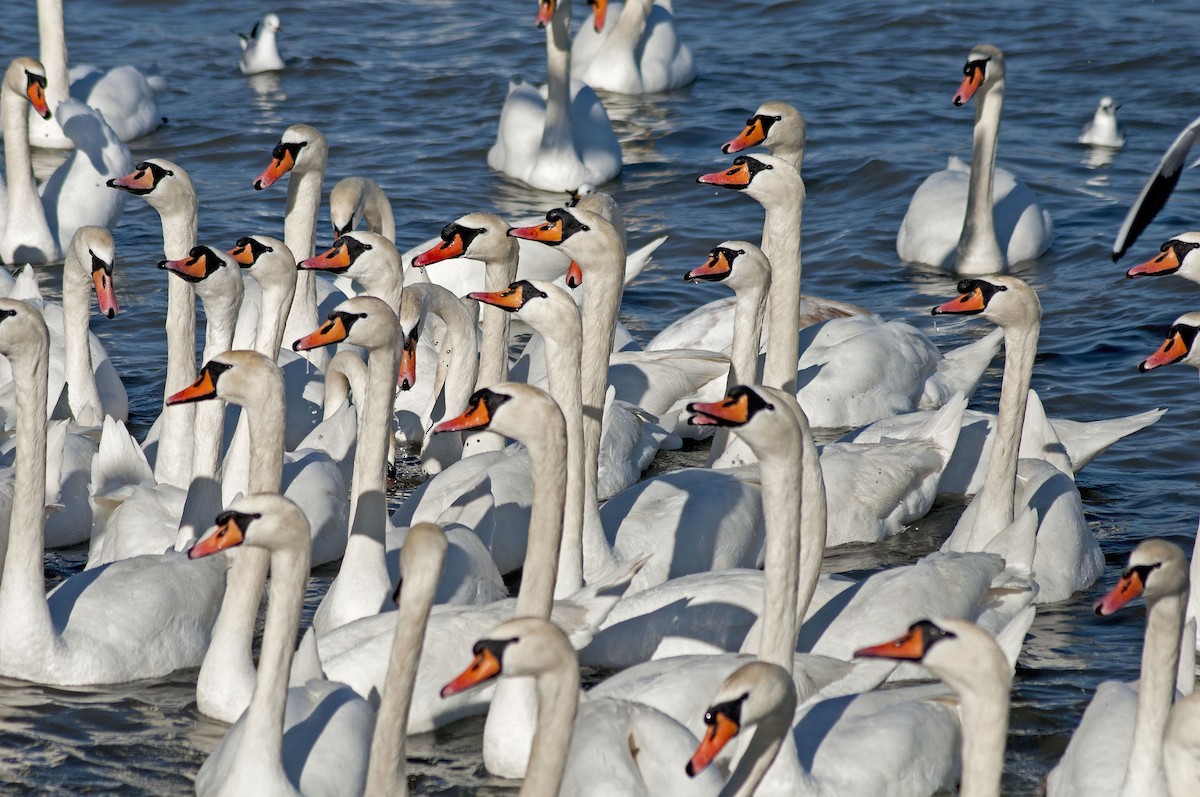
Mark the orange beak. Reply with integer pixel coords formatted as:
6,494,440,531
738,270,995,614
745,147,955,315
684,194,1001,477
685,250,733,283
535,0,556,27
722,118,767,155
954,63,986,106
1139,331,1191,372
159,250,214,282
253,148,296,190
1126,247,1181,278
167,366,221,405
228,241,257,265
293,316,351,351
434,396,492,434
565,260,583,289
187,514,247,560
440,648,502,698
509,218,566,244
854,627,928,661
698,160,754,188
107,168,156,194
412,234,466,267
92,264,118,319
398,331,418,391
469,286,526,311
590,0,607,31
686,711,740,777
1095,569,1146,616
300,242,353,272
932,287,986,315
26,75,50,119
687,393,751,427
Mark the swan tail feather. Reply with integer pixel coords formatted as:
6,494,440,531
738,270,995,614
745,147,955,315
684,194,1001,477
919,327,1004,409
623,234,668,286
1052,407,1166,474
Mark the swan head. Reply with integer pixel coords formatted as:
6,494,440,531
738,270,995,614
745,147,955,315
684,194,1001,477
0,298,49,361
1095,539,1189,616
413,212,512,267
698,154,801,208
954,44,1004,107
166,350,282,408
931,275,1040,328
5,57,50,119
441,617,576,698
722,101,806,157
394,291,424,391
472,278,579,334
107,159,195,214
434,382,564,445
69,227,119,319
254,123,327,189
684,240,768,292
1126,232,1200,281
1139,312,1200,372
158,245,238,286
300,231,398,287
509,207,623,275
293,295,399,353
228,234,296,284
687,661,796,777
188,493,309,560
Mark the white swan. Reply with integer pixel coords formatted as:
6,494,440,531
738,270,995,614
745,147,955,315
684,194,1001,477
31,0,163,147
1047,539,1192,797
1,58,131,264
329,176,393,241
571,0,696,94
1125,230,1200,281
897,44,1053,274
440,616,723,796
721,100,808,171
698,153,1003,427
238,13,284,75
488,0,622,191
190,494,373,797
1080,96,1125,148
0,299,223,686
935,276,1103,604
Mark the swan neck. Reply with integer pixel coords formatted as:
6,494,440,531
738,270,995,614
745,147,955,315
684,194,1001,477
541,0,574,152
729,280,768,389
3,84,51,241
255,279,296,359
62,255,102,425
514,417,568,620
284,166,325,369
197,548,268,721
190,284,243,481
155,206,199,488
521,658,579,797
956,78,1005,270
542,330,587,598
477,251,518,390
37,0,70,108
723,693,797,797
794,407,827,633
1122,590,1186,795
611,0,651,45
761,181,804,393
755,429,802,666
350,346,398,520
956,669,1010,797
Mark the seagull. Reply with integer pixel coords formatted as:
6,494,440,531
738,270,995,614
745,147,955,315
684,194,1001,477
1079,96,1125,148
238,13,284,75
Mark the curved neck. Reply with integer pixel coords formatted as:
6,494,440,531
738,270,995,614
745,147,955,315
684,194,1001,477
724,694,797,797
421,287,479,420
541,0,573,154
760,178,804,393
955,76,1005,270
3,83,53,249
522,657,579,797
1122,590,1187,796
363,182,395,241
969,321,1036,545
154,203,199,488
285,166,326,369
513,419,568,621
254,276,296,360
62,255,103,426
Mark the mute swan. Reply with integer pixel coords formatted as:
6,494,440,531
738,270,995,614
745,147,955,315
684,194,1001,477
897,44,1053,274
1111,113,1200,260
238,13,284,75
698,153,1003,427
1125,231,1200,281
488,0,622,191
441,616,723,796
31,0,163,147
571,0,696,94
190,494,373,797
2,58,131,264
0,299,223,686
721,100,807,171
935,276,1103,604
329,177,393,241
1047,539,1192,797
1080,97,1125,148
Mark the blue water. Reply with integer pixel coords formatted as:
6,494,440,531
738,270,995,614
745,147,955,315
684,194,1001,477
4,0,1200,793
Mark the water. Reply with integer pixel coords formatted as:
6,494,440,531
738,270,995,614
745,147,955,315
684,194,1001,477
4,0,1200,793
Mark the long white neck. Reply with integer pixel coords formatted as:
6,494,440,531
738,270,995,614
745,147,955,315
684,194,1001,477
37,0,69,111
2,77,55,258
723,694,797,797
521,655,580,797
540,0,574,157
62,253,103,426
793,406,827,634
706,276,768,465
754,426,802,667
191,280,243,481
0,330,54,651
154,204,199,488
966,321,1036,546
321,343,397,629
465,249,519,455
421,287,479,443
284,164,327,370
237,543,309,782
198,370,285,722
759,174,804,393
951,656,1011,797
1121,589,1186,797
955,73,1006,273
364,540,443,797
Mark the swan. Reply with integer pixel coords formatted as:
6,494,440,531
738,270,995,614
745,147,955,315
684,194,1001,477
190,494,373,797
440,616,723,796
935,276,1103,604
106,158,199,489
1047,539,1192,797
31,0,163,147
897,44,1053,274
571,0,696,94
721,100,807,171
698,153,1003,427
1,58,131,264
238,13,284,75
488,0,622,191
0,299,223,686
1080,96,1125,148
1125,231,1200,281
329,176,393,241
1111,113,1200,260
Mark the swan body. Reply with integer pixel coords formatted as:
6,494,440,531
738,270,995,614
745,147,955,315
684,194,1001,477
897,45,1053,274
488,0,621,191
571,0,696,94
239,13,284,75
1080,97,1125,148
